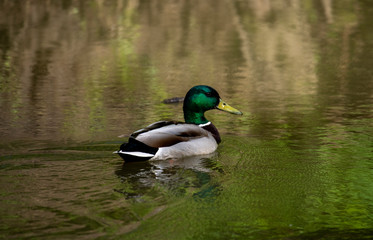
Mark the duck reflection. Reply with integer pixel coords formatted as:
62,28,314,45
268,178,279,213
114,153,222,199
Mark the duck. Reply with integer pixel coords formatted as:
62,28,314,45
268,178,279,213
115,85,242,162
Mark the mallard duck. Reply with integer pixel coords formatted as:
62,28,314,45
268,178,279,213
116,85,242,162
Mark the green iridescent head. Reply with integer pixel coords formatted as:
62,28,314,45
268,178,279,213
183,85,242,124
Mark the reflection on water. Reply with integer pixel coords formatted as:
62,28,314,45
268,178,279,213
115,153,220,199
1,0,373,239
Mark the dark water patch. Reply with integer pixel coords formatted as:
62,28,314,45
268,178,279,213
0,163,44,170
1,151,113,162
292,228,373,240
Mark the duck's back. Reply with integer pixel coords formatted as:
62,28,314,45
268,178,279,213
117,121,220,162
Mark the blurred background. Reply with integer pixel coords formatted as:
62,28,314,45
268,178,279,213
1,0,371,143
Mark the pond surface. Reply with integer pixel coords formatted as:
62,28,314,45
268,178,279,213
1,1,373,239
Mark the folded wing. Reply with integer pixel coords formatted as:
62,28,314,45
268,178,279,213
133,121,209,148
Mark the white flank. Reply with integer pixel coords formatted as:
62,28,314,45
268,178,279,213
151,134,218,160
117,150,155,158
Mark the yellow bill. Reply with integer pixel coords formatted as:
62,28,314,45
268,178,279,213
217,99,243,115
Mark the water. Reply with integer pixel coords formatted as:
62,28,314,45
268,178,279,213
1,1,373,239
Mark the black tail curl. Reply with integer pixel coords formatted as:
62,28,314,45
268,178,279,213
117,138,158,162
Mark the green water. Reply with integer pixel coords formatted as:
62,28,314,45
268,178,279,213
1,1,373,239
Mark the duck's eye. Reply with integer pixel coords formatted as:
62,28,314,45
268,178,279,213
205,92,212,97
